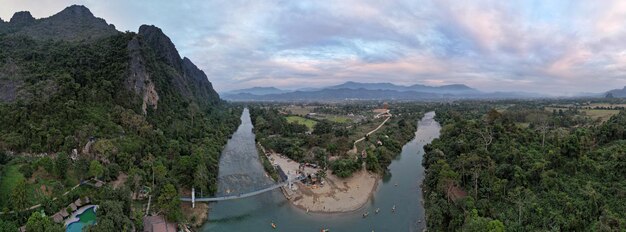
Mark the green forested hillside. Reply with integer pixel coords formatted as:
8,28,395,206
0,5,240,228
423,103,626,231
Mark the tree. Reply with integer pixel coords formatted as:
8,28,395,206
93,139,117,161
88,201,133,232
456,153,491,199
330,157,361,178
128,168,144,197
89,160,104,180
12,179,27,210
38,157,55,174
55,152,70,178
313,121,333,135
0,219,18,232
365,150,381,172
476,126,493,152
157,183,182,222
193,164,209,195
435,160,459,203
527,113,550,148
463,209,505,232
26,211,64,232
153,163,167,186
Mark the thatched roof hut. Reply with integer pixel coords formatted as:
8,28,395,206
60,208,70,218
52,213,64,223
74,198,83,207
69,203,77,211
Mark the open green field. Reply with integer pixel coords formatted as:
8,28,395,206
286,116,317,130
583,109,620,122
0,165,26,207
545,107,620,123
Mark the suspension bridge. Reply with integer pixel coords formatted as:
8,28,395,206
181,176,304,207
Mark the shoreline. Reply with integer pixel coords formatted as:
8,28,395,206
280,167,380,214
282,171,380,214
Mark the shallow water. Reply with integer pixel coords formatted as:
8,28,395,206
201,110,440,232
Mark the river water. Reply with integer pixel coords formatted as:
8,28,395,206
201,109,440,232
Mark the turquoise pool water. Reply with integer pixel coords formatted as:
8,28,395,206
65,206,97,232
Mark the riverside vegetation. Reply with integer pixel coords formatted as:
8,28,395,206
248,102,424,178
423,100,626,231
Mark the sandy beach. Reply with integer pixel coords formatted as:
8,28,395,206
290,169,378,213
267,152,379,213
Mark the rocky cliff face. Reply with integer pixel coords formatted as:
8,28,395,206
138,25,183,72
0,59,22,102
135,25,221,109
0,5,221,110
9,11,35,25
181,57,220,105
126,36,160,114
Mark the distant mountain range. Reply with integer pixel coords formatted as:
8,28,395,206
606,86,626,98
325,81,480,95
221,81,541,101
225,87,290,95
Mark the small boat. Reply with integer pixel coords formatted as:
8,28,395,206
375,208,380,214
392,205,396,213
362,212,369,218
271,223,276,229
321,229,330,232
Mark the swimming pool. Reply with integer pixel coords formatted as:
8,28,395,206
65,206,97,232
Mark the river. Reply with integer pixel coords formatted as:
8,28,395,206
201,109,440,232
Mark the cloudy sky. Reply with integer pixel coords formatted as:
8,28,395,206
2,0,626,95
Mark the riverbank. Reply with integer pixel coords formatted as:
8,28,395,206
289,168,378,213
203,111,438,231
267,151,379,213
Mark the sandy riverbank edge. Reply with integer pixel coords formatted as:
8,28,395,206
286,175,380,214
281,169,381,214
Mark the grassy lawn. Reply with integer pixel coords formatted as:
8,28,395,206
0,165,26,208
583,109,620,122
545,106,620,123
286,116,317,130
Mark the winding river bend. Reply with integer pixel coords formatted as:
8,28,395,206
201,109,440,232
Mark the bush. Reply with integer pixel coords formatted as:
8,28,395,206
330,157,361,178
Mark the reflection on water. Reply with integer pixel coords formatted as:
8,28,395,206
215,108,273,196
203,110,440,232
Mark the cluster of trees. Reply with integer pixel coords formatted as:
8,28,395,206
422,102,626,231
364,114,420,173
250,103,425,178
250,106,353,164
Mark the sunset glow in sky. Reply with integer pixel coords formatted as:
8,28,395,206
3,0,626,94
